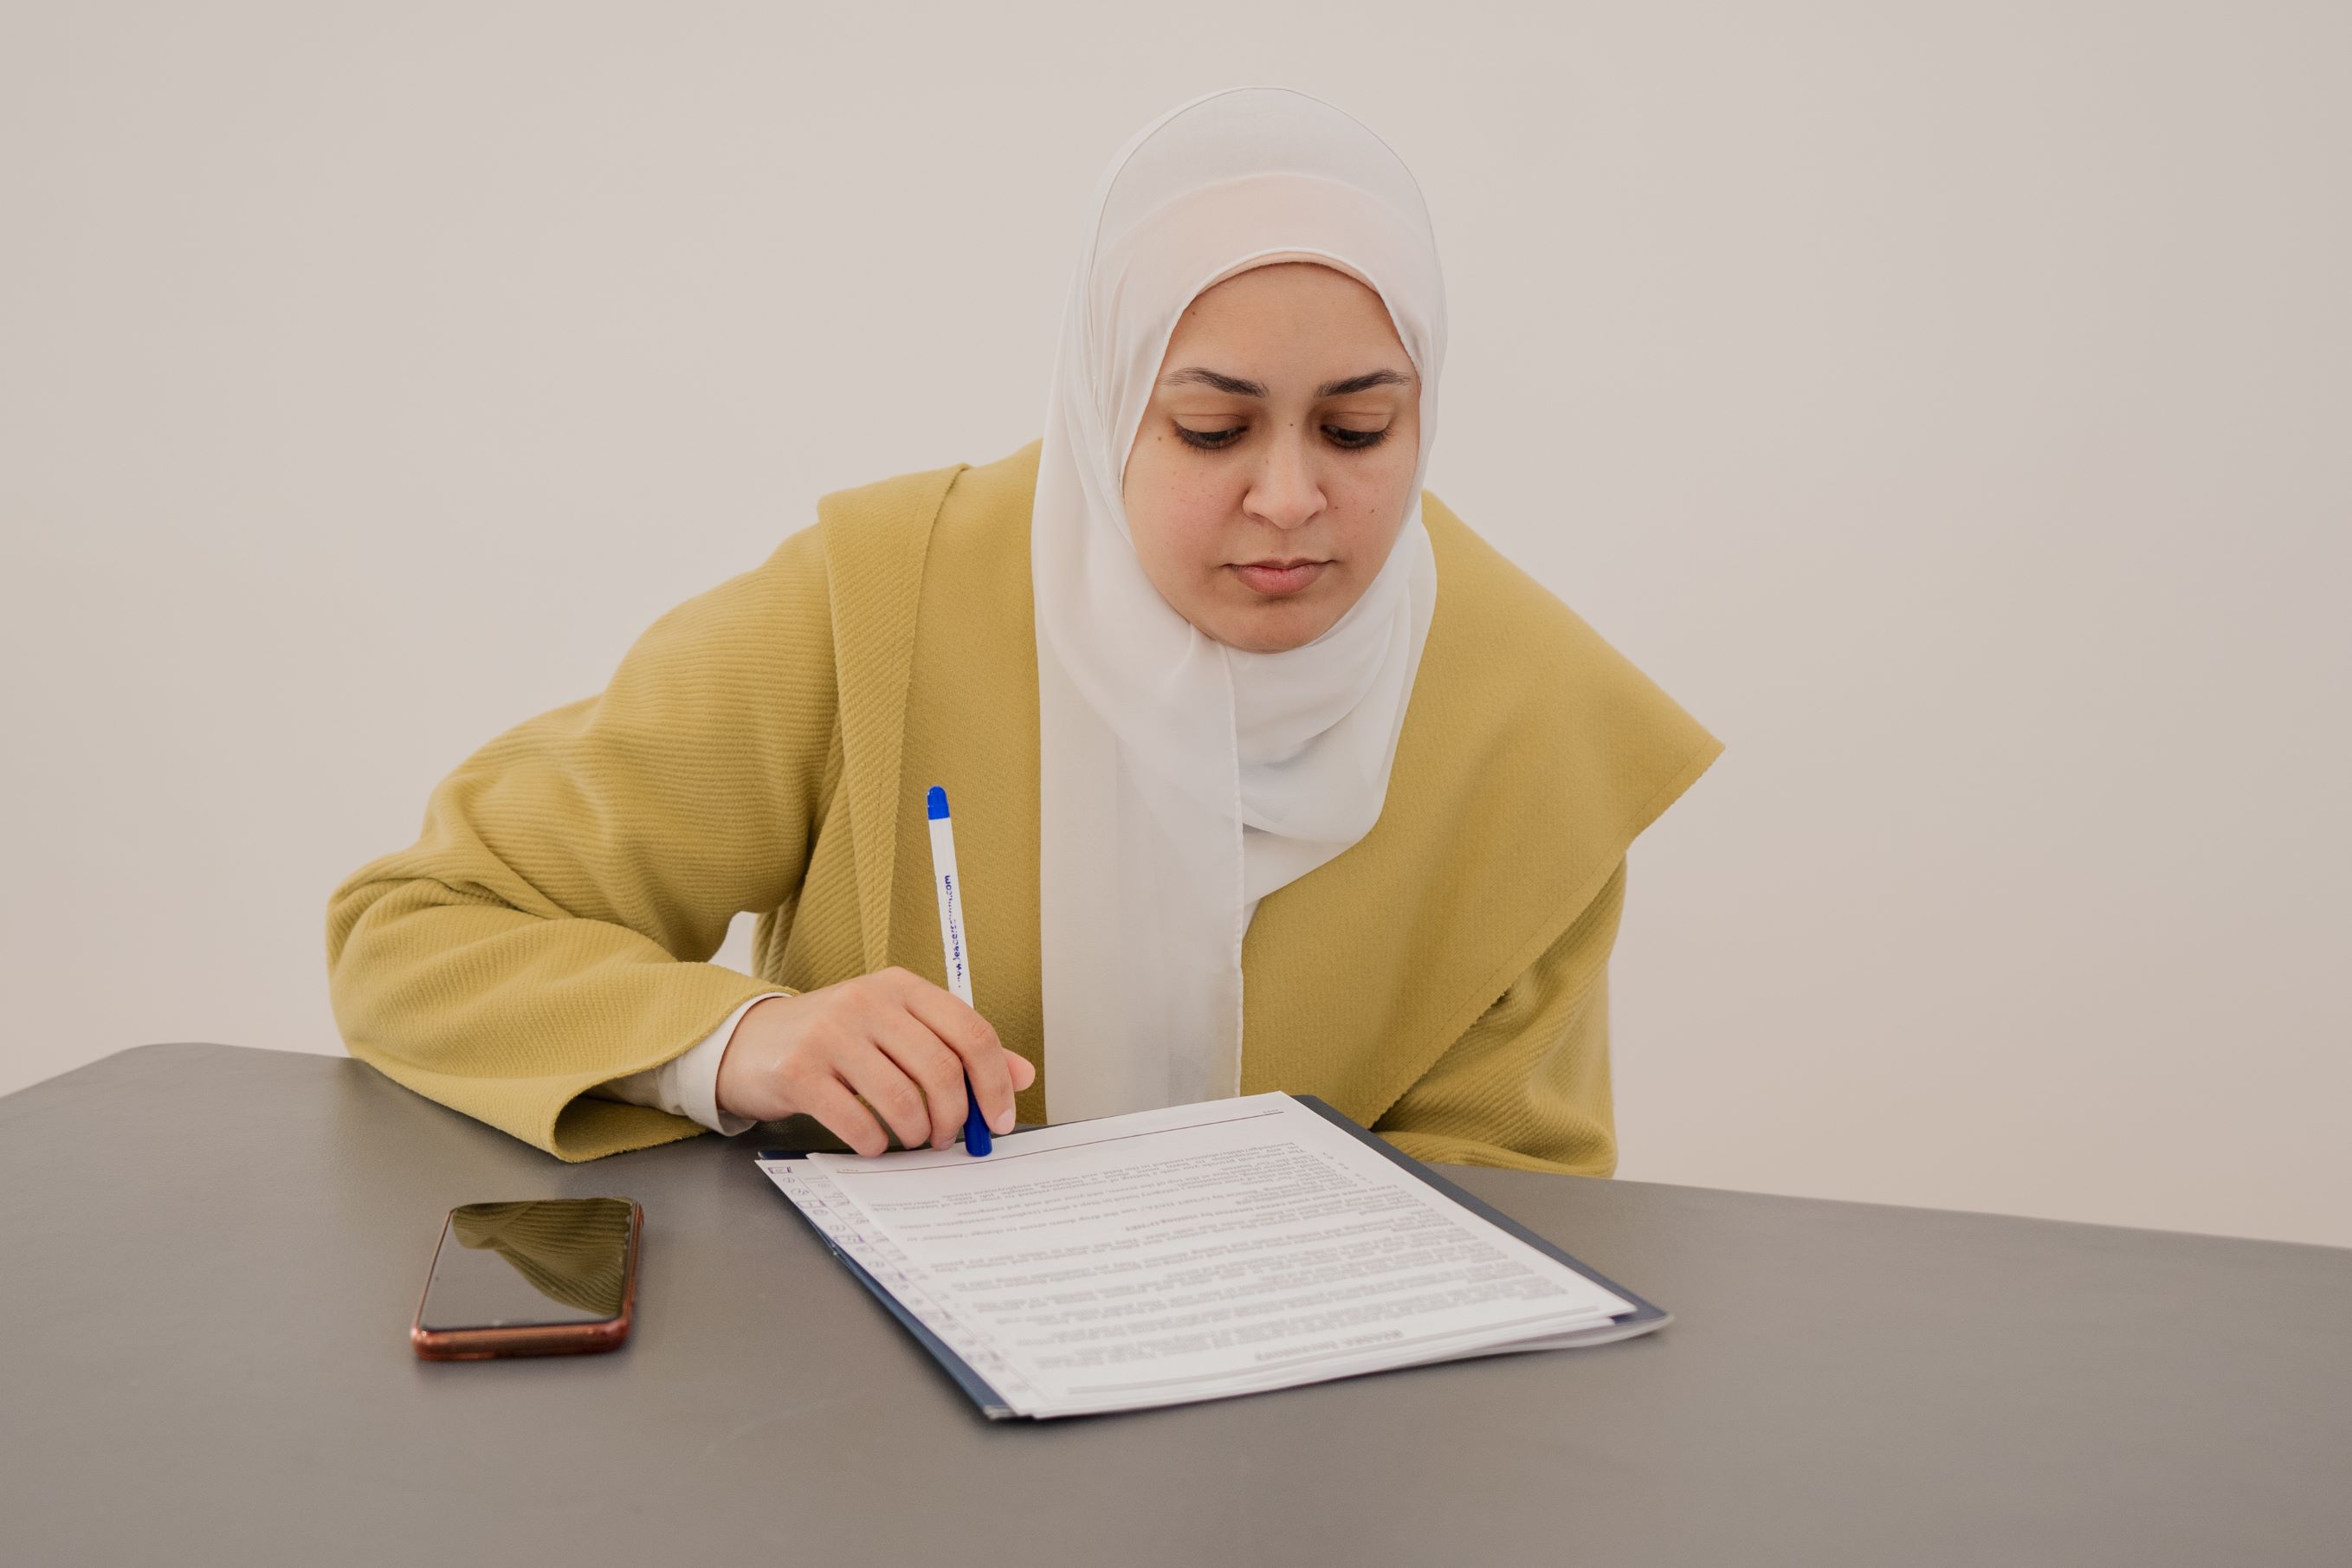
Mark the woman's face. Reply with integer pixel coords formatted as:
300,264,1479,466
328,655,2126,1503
1121,261,1421,654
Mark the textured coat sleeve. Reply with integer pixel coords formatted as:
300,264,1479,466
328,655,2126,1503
1372,859,1628,1177
325,526,838,1162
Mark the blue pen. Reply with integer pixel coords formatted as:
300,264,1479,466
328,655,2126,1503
925,786,992,1156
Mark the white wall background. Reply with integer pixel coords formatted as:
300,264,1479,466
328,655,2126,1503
4,3,2344,1246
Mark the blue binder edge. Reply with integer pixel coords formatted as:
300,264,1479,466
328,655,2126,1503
755,1093,1665,1421
752,1150,1018,1419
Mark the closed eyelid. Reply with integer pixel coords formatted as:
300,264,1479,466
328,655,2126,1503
1171,420,1392,452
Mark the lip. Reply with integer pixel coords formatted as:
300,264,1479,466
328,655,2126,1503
1230,559,1329,597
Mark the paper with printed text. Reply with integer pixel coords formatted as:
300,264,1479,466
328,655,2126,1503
758,1093,1653,1418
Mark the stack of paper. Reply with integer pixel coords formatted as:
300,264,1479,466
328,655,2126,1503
757,1092,1665,1419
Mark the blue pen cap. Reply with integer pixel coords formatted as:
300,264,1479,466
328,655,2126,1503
927,785,949,821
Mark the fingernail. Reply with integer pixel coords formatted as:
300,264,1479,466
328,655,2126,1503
991,1108,1014,1135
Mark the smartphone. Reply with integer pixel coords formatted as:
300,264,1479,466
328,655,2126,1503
410,1197,642,1360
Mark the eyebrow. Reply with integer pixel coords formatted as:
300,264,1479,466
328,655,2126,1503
1160,366,1414,398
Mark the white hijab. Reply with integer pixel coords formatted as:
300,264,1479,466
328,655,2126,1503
1031,85,1448,1123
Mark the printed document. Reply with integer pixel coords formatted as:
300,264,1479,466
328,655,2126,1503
758,1093,1656,1418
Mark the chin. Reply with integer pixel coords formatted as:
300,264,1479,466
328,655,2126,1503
1215,604,1336,655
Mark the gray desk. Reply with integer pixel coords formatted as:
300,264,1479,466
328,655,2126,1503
3,1044,2346,1565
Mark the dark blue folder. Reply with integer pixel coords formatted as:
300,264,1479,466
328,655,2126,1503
757,1094,1669,1420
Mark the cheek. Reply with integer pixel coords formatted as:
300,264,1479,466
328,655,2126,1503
1129,446,1239,576
1163,512,1237,588
1333,449,1418,551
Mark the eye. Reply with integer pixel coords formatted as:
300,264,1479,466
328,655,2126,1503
1174,423,1393,452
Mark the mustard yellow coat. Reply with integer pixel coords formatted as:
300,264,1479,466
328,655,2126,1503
325,440,1722,1169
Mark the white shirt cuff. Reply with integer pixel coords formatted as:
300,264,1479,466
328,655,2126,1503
598,993,787,1136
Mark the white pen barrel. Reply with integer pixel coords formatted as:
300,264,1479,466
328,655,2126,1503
928,815,973,1007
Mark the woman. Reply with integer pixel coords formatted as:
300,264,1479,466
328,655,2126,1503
325,86,1722,1171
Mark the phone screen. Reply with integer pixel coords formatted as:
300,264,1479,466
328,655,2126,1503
417,1197,635,1331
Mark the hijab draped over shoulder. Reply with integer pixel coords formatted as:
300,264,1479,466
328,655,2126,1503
1031,86,1448,1122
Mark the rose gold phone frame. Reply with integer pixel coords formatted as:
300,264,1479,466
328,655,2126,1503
409,1199,642,1360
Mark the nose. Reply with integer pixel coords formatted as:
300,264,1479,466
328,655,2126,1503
1242,425,1327,531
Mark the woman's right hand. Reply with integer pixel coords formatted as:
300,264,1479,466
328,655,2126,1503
713,968,1036,1156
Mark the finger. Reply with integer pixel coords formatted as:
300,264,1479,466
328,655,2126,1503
870,1012,974,1151
791,1072,893,1158
832,1040,934,1152
1003,1049,1037,1094
895,975,1017,1135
